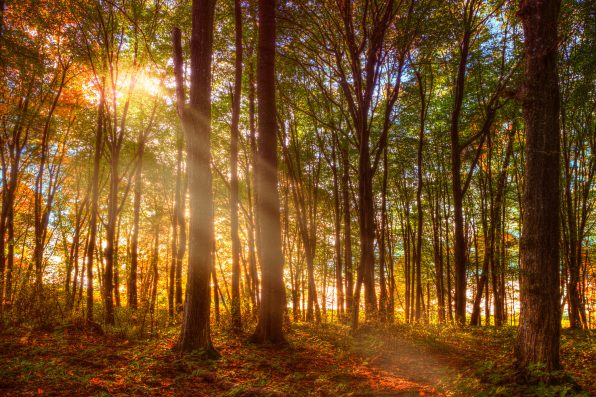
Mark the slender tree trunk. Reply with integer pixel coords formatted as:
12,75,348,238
378,146,389,320
230,0,243,331
104,143,118,324
414,70,425,322
443,182,454,323
172,27,187,316
341,145,354,320
450,6,475,325
149,223,159,319
0,109,25,312
332,140,344,319
561,114,591,329
129,133,146,310
86,91,104,323
247,55,260,315
515,0,562,373
176,175,186,312
169,199,178,318
430,189,445,323
387,216,396,322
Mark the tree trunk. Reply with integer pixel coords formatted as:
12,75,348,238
450,24,472,326
378,145,389,320
251,0,286,344
515,0,562,373
230,0,243,331
176,173,186,313
169,196,178,318
86,90,104,323
104,142,118,325
149,223,159,320
341,144,354,320
129,135,145,310
331,140,344,320
178,0,217,354
171,27,187,316
414,70,426,322
247,59,260,315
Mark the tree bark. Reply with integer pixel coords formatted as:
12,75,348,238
414,70,426,322
331,138,344,319
230,0,243,331
178,0,217,354
341,144,353,319
129,134,145,310
171,26,187,315
450,21,472,326
251,0,286,344
515,0,562,373
86,90,104,323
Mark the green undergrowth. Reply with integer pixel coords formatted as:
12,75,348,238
0,317,593,396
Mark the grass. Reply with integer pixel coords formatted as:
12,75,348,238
0,318,593,396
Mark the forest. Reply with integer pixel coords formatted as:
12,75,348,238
0,0,595,395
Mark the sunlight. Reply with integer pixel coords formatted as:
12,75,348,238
135,71,162,97
81,69,162,105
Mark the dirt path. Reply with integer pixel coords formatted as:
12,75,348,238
350,339,459,395
335,327,472,396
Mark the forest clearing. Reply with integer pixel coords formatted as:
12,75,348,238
1,0,595,395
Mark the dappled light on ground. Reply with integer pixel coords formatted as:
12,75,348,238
2,323,594,396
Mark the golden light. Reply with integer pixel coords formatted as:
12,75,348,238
81,68,163,105
135,70,162,97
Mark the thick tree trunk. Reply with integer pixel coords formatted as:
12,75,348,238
251,0,286,344
515,0,562,373
179,0,217,354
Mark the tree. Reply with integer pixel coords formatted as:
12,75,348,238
178,0,217,354
129,103,156,309
230,0,243,332
515,0,562,373
86,90,104,323
251,0,286,344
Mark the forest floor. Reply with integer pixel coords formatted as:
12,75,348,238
0,319,594,396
